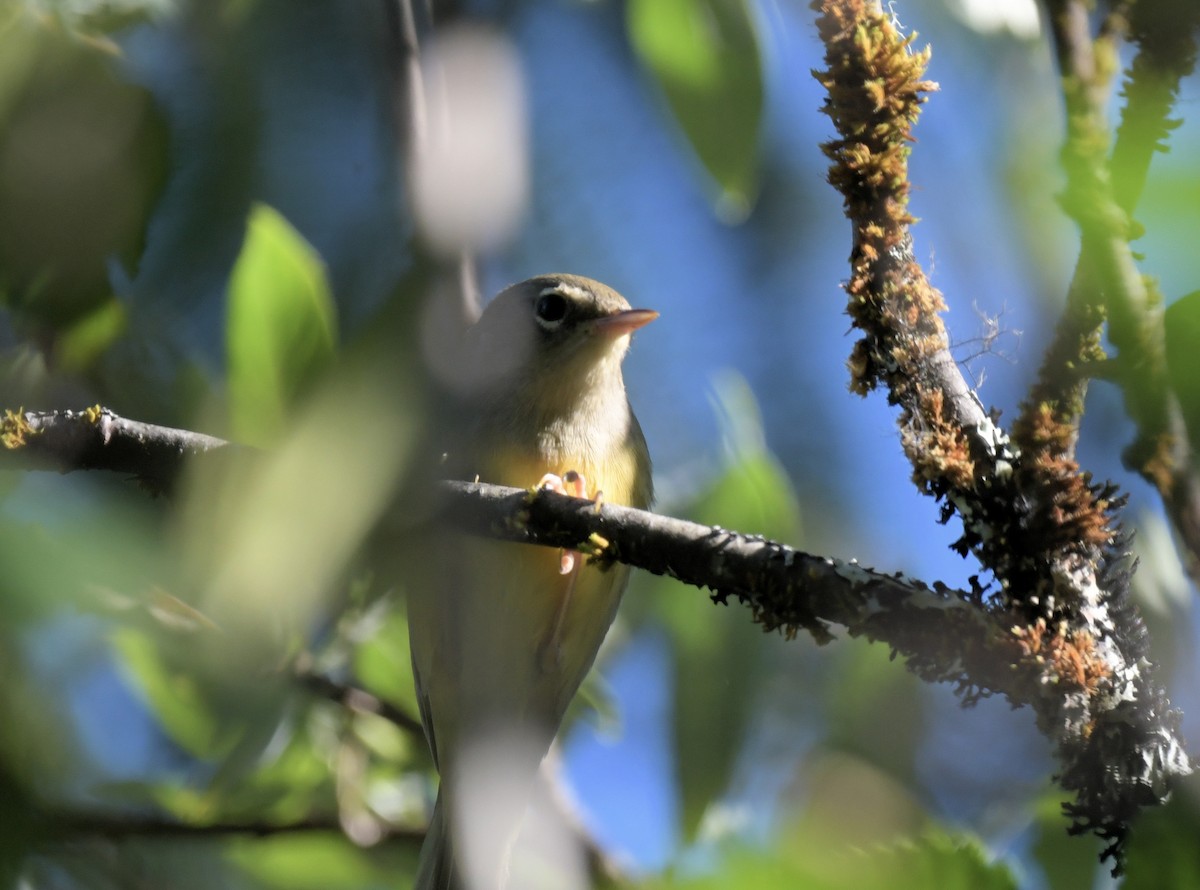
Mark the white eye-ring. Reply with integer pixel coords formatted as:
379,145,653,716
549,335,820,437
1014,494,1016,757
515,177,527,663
535,291,569,330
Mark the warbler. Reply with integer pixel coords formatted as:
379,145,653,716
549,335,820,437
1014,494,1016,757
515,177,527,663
409,274,656,890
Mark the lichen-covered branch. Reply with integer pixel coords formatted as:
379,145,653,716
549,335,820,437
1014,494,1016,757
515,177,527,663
439,479,1113,708
811,0,1190,871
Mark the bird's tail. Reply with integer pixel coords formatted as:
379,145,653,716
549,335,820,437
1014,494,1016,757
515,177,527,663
414,793,459,890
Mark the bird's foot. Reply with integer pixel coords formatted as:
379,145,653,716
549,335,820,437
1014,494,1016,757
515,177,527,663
536,471,590,574
537,470,588,499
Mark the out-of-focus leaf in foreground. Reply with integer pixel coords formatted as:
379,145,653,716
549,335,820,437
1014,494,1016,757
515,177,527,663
108,352,419,793
1121,787,1200,890
1027,791,1102,890
229,832,418,890
226,203,338,447
627,0,763,220
640,373,802,841
0,7,167,327
1164,290,1200,457
641,827,1016,889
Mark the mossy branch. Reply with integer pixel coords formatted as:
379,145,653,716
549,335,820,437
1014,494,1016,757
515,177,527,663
810,0,1189,871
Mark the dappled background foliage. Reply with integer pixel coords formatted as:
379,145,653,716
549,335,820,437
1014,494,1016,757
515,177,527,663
1,1,1199,889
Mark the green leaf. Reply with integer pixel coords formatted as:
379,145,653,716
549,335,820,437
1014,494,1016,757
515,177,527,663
228,833,415,890
1121,791,1200,890
56,295,127,372
627,0,763,220
0,9,168,327
642,829,1015,890
651,374,802,840
226,203,337,446
1164,290,1200,456
111,624,288,773
1028,792,1102,890
850,831,1017,890
354,606,420,718
111,628,226,758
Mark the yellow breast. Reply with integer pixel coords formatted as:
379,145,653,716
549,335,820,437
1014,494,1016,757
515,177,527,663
478,414,652,510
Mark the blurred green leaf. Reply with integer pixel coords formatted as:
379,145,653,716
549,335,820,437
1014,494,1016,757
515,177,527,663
1121,787,1200,890
1164,290,1200,455
226,203,337,446
353,708,414,764
17,0,177,32
643,828,1014,890
111,614,290,781
111,628,227,758
650,374,802,840
354,606,419,716
822,641,922,784
1028,792,1101,890
235,720,335,820
229,833,416,890
0,490,164,624
850,831,1017,890
627,0,763,220
56,294,126,372
0,8,167,327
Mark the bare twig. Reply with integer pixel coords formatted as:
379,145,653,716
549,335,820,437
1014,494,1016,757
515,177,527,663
297,670,426,738
43,810,424,844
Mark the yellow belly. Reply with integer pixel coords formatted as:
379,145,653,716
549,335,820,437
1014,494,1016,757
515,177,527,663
409,443,647,772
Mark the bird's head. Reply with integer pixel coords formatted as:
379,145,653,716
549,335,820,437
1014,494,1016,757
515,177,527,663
464,274,657,406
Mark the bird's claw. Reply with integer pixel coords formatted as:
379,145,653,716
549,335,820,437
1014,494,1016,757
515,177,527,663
535,471,590,574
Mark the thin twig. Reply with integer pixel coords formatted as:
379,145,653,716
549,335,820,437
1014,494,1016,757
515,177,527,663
43,810,424,844
297,670,426,738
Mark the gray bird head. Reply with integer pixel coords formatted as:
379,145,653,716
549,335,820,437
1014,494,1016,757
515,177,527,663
463,274,657,407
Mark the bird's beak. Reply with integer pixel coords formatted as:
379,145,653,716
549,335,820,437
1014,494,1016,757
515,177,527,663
591,308,659,337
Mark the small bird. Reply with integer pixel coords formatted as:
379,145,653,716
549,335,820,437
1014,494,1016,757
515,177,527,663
409,274,656,890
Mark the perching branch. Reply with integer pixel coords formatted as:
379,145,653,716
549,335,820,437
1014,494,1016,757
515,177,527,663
0,406,232,490
297,669,426,738
0,404,1150,718
2,402,1191,874
0,407,1029,690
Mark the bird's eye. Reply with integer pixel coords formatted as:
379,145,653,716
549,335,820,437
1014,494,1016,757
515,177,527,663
534,293,569,329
